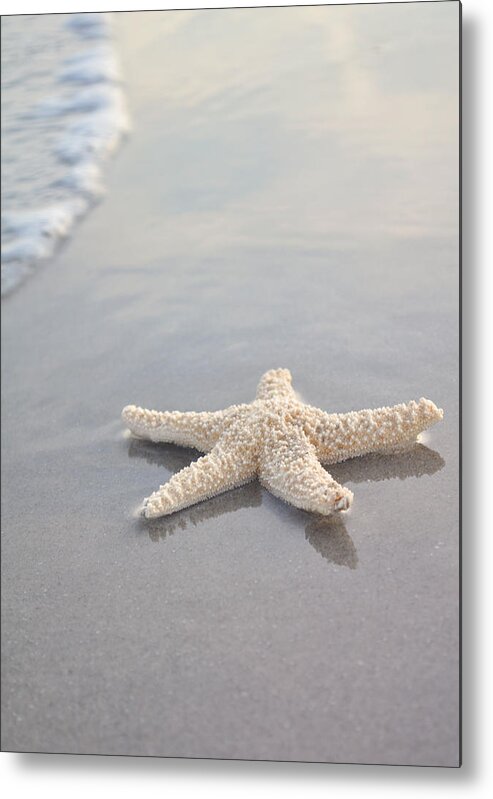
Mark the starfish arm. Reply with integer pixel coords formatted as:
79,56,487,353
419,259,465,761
256,368,297,401
304,398,444,464
122,406,231,452
259,424,353,515
143,440,257,519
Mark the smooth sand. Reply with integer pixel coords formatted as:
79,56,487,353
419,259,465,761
1,5,459,764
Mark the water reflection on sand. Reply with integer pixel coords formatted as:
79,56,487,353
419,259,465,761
128,437,444,569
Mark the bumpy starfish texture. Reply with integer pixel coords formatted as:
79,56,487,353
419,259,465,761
122,368,444,520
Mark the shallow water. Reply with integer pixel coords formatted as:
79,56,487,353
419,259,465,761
1,5,459,765
1,13,127,294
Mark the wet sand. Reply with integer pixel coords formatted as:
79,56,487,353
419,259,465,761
1,5,460,764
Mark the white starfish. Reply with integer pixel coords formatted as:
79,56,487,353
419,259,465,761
122,368,444,520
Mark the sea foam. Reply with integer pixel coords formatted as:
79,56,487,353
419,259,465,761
59,48,121,85
2,200,88,263
1,13,129,295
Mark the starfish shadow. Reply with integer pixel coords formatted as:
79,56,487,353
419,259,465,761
304,443,445,569
304,514,359,569
127,439,444,569
328,443,445,486
144,481,263,543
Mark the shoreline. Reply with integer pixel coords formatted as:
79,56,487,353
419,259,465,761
1,12,128,296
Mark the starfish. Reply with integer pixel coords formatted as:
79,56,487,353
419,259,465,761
122,368,444,520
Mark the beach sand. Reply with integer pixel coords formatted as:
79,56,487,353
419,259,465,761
1,5,459,764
